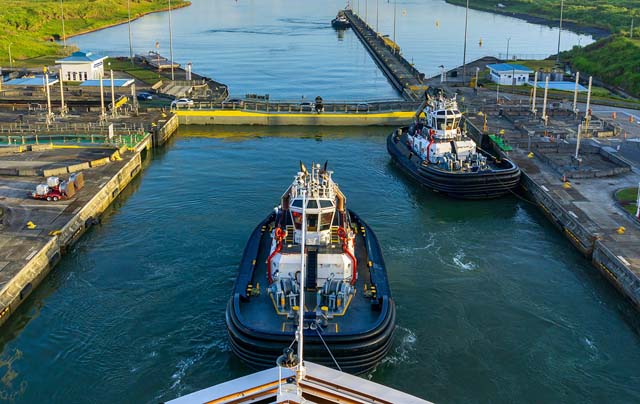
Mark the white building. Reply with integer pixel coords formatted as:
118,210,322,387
55,51,108,82
486,63,533,86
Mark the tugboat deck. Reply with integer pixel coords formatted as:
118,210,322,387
167,362,432,404
238,222,378,335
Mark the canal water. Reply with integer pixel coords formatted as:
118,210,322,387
1,128,640,403
3,1,639,403
68,0,593,100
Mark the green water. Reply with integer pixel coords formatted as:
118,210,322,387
1,126,639,403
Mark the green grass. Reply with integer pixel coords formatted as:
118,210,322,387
0,1,190,65
446,0,639,35
108,58,163,85
616,187,639,202
560,36,640,97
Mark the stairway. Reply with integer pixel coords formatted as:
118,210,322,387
306,247,318,290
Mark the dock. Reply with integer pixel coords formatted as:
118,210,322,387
0,114,178,326
455,83,640,309
343,10,426,101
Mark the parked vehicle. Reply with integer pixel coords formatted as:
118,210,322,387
137,92,153,101
32,173,85,201
171,98,194,108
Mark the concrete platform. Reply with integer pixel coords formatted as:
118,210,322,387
0,140,151,325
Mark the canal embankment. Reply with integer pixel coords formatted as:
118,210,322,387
342,10,425,101
458,86,640,309
0,117,177,327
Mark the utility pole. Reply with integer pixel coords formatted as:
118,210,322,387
462,0,469,84
169,0,175,81
583,76,593,133
44,67,53,125
556,0,564,65
60,0,67,49
531,71,538,114
542,76,550,125
110,65,116,119
393,0,397,48
99,71,106,123
8,43,13,69
59,74,66,117
506,37,511,61
128,0,134,65
572,71,580,113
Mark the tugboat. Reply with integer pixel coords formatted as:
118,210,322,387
331,11,351,29
226,162,395,375
387,89,520,199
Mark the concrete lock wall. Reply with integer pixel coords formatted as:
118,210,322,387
0,151,143,327
592,241,640,309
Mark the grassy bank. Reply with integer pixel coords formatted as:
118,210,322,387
0,0,190,66
445,0,638,36
560,36,640,97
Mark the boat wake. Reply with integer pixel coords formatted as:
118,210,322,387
382,327,418,367
452,250,477,272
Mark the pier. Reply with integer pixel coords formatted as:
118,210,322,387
0,116,178,326
343,10,426,101
454,80,640,309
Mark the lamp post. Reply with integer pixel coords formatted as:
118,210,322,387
59,72,66,117
60,0,67,49
393,0,397,49
99,71,106,123
43,67,53,124
556,0,564,65
8,43,13,69
109,62,116,119
127,0,134,65
169,0,175,81
506,37,511,61
462,0,469,84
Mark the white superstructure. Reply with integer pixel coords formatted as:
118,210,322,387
267,163,357,318
407,92,488,172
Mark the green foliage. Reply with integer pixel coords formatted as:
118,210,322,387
446,0,639,35
0,1,190,64
562,36,640,97
616,187,639,203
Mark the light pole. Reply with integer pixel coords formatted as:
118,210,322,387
127,0,134,65
169,0,175,81
60,0,67,49
376,0,379,32
109,62,116,119
393,0,397,52
99,70,106,123
506,37,511,61
8,43,13,69
556,0,564,65
462,0,469,84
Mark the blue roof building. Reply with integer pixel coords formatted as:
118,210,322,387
486,63,534,86
55,51,108,82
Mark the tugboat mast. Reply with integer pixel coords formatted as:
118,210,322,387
297,189,307,382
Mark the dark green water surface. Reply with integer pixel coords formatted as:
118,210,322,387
1,127,639,403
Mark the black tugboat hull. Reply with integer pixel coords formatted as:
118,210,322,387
331,19,351,29
226,212,396,375
387,131,521,199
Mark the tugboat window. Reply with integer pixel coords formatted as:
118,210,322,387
292,211,302,229
291,200,303,208
307,215,319,231
320,212,334,230
307,200,318,208
319,200,334,208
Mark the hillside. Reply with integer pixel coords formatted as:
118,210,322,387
446,0,638,36
561,36,640,97
0,0,190,65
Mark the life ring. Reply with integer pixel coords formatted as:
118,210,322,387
337,226,347,239
275,227,286,240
